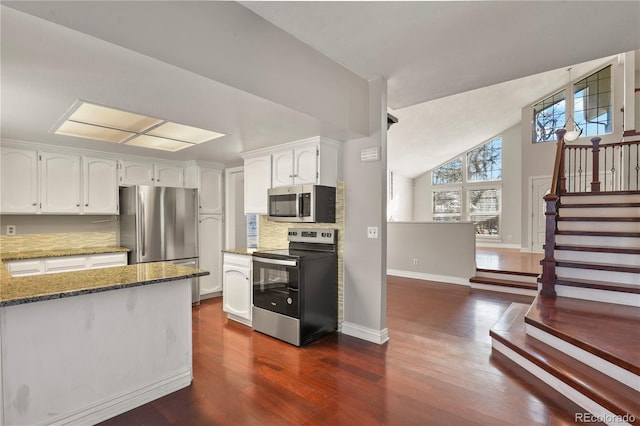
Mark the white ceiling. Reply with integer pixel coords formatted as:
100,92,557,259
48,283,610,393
2,1,639,178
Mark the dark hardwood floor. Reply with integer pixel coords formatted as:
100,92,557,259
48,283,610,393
100,277,585,425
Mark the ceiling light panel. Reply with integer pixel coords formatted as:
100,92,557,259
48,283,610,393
125,135,193,152
55,121,134,143
70,102,163,133
147,122,225,144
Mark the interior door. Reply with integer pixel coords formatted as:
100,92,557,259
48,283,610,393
531,177,552,253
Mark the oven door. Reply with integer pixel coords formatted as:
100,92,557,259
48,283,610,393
252,257,300,318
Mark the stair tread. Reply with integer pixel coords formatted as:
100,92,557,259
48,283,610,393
525,295,640,376
555,244,640,255
470,276,538,290
556,230,640,238
491,301,640,419
556,259,640,273
560,202,640,208
558,216,640,222
475,268,540,278
552,277,640,294
491,328,640,419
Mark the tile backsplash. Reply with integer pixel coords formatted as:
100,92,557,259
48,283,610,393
259,181,345,326
0,232,117,253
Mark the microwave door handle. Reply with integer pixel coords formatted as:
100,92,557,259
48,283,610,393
297,193,303,218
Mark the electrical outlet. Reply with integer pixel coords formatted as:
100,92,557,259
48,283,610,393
367,226,378,239
413,258,419,266
6,225,16,236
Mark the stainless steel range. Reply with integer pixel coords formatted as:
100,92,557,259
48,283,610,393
252,228,338,346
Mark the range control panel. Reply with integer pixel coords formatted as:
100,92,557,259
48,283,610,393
288,228,336,244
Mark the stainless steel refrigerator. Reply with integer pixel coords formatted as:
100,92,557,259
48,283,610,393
119,185,200,304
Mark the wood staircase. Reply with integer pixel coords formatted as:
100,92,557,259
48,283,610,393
491,131,640,425
470,268,539,297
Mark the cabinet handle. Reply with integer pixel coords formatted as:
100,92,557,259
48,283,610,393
289,174,293,178
85,204,89,207
76,204,80,207
32,202,37,206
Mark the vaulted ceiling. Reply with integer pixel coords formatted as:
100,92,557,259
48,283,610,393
2,1,639,178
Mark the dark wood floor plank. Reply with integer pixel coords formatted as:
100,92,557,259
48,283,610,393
100,277,585,425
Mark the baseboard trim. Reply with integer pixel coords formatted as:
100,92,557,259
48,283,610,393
226,312,252,328
387,269,469,286
476,242,522,249
51,369,192,425
341,322,389,345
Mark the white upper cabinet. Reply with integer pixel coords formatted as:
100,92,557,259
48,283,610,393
199,168,223,214
270,139,338,188
118,161,184,187
118,160,154,186
243,155,271,214
83,157,118,214
154,164,184,188
1,148,38,213
40,152,81,213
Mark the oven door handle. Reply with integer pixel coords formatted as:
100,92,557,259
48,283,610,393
254,257,298,267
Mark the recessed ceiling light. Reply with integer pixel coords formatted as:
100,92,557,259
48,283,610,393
52,100,226,152
68,102,163,133
125,135,194,152
147,122,225,144
55,121,135,143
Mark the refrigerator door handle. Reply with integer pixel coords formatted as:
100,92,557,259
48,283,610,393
140,195,146,257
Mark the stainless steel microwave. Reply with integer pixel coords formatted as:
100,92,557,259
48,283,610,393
267,185,336,223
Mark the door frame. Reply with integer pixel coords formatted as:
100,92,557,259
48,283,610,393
528,175,552,253
224,166,244,249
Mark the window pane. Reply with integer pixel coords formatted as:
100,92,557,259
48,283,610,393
467,138,502,182
433,190,461,214
533,91,565,143
432,158,462,185
574,65,612,138
469,188,500,236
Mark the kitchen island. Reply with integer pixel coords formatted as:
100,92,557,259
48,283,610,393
0,260,209,426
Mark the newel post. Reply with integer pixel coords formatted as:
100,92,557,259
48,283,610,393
540,193,558,296
590,137,601,192
556,129,567,194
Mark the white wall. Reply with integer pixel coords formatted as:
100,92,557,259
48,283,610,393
387,222,476,284
342,78,388,344
387,171,413,221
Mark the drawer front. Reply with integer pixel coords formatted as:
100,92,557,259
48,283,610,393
6,259,44,277
44,256,87,273
223,253,252,268
87,253,127,269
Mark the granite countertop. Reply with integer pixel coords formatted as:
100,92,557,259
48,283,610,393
1,246,130,261
222,248,256,256
0,262,209,307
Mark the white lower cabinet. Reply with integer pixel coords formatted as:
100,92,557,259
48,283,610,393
6,252,127,277
199,215,223,298
222,253,252,326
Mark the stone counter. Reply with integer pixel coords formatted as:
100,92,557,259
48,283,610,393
0,261,209,307
222,248,256,256
1,246,130,261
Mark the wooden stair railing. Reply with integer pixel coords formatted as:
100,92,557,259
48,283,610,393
540,129,640,297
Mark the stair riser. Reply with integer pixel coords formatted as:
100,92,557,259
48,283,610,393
560,207,640,217
491,340,633,425
525,324,640,391
556,235,640,249
556,285,640,307
474,271,539,283
562,195,640,205
554,250,640,267
556,267,640,286
558,221,640,233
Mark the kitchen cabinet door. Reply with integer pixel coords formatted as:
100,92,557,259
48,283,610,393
40,152,81,213
271,150,294,187
244,155,271,214
118,160,154,186
83,157,118,214
199,168,223,214
199,215,223,297
222,257,252,326
0,148,38,213
154,164,184,187
293,145,318,185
